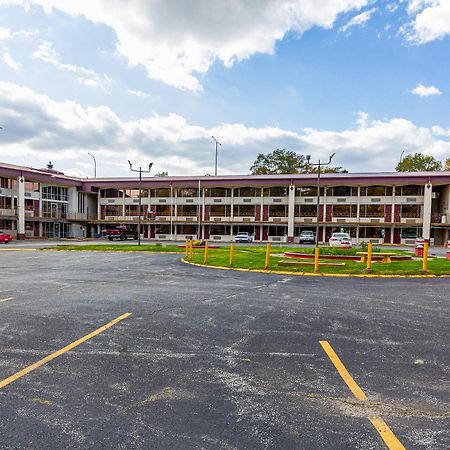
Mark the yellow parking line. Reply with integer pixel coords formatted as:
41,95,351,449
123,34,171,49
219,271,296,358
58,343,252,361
320,340,406,450
0,312,131,390
0,297,15,303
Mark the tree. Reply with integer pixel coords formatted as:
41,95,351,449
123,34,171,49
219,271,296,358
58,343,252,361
154,171,169,177
396,153,442,172
250,148,347,174
250,149,306,174
444,157,450,171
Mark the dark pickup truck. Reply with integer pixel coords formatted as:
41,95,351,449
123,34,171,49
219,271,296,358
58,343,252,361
102,227,137,241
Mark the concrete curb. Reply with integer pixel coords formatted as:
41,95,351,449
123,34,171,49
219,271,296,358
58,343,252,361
180,258,450,279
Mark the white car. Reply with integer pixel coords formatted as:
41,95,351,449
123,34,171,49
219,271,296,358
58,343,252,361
299,230,316,244
329,232,353,248
233,232,253,243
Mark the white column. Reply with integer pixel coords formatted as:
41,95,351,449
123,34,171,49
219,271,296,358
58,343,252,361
423,182,432,240
287,184,295,242
17,176,25,239
68,187,78,217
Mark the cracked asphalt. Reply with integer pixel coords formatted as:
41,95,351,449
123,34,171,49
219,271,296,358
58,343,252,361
0,250,449,449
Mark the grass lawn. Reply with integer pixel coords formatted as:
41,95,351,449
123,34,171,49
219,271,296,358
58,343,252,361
46,243,449,275
186,245,450,276
47,243,185,253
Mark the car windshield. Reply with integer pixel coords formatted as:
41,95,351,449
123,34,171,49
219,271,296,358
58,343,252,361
332,233,349,238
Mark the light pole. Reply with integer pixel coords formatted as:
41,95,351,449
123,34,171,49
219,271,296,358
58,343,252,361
87,153,97,178
399,150,406,165
306,153,335,247
212,136,221,176
128,160,153,246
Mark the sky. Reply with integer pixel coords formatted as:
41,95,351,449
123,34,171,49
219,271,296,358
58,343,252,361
0,0,449,178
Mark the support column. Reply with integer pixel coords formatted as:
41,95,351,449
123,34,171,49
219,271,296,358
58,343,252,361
423,182,432,240
287,184,295,243
17,176,25,239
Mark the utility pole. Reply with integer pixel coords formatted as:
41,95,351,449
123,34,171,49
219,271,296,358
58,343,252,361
128,160,153,246
88,153,97,178
212,136,221,176
306,153,335,247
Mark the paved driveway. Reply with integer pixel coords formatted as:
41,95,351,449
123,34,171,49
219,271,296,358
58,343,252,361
0,250,448,449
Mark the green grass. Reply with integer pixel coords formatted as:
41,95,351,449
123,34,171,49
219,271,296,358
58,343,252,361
187,246,450,276
47,243,185,253
46,243,449,275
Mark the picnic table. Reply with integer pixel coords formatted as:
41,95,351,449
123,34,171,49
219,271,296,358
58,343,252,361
356,252,397,264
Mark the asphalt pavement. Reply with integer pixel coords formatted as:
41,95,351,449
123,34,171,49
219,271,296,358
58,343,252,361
0,250,448,449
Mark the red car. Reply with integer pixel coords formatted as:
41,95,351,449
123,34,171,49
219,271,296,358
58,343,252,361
0,231,13,244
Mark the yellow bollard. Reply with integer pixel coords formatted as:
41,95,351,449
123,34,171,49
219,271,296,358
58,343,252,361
189,239,194,261
423,241,429,272
366,242,372,271
204,240,209,264
185,239,189,257
229,243,235,267
314,247,320,273
264,243,271,270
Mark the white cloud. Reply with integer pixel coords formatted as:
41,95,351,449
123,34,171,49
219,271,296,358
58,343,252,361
404,0,450,43
340,7,377,33
127,89,151,98
32,41,112,92
1,82,450,177
7,0,371,92
2,48,21,70
0,26,11,39
411,83,442,97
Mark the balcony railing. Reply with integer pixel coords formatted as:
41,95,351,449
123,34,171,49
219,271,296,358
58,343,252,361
0,208,16,216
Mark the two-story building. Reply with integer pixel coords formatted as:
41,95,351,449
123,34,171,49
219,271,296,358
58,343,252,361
1,161,450,245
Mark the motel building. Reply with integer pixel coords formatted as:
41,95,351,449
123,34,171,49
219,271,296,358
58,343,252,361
1,161,450,245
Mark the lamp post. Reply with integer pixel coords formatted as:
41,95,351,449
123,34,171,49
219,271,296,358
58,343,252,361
87,153,97,178
306,153,335,247
128,160,153,246
399,150,406,165
212,136,221,176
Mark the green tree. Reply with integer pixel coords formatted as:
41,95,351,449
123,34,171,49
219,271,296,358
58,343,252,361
154,171,169,177
444,157,450,171
396,153,442,172
250,149,306,174
250,148,347,174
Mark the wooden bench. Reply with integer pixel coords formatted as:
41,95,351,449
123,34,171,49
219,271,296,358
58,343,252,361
278,260,345,267
356,252,397,264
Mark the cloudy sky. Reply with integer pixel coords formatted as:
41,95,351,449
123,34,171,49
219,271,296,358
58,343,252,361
0,0,449,177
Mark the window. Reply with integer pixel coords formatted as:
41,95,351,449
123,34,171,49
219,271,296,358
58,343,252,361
401,205,421,218
332,205,356,217
25,181,39,192
295,186,324,196
177,205,197,216
236,187,259,197
401,227,420,238
42,201,67,218
234,205,254,216
103,205,122,217
269,205,287,217
296,205,317,217
0,177,9,189
100,189,124,198
331,186,357,196
177,224,196,234
209,225,230,235
177,188,198,197
268,225,287,236
154,205,172,216
360,205,384,217
151,188,171,197
359,227,383,238
207,188,231,197
264,186,288,197
41,186,68,201
210,205,229,216
361,185,392,196
401,185,423,196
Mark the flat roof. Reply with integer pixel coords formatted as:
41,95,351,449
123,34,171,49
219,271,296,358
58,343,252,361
1,161,450,189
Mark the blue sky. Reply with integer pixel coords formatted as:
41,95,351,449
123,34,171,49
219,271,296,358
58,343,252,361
0,0,449,177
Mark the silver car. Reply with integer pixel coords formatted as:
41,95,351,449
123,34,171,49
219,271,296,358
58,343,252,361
234,232,253,243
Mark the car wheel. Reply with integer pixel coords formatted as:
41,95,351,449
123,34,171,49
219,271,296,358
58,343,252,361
108,237,113,241
120,235,125,241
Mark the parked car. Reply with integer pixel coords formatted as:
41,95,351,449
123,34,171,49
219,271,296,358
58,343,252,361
102,226,137,241
299,230,315,244
0,231,13,244
233,232,253,243
329,232,353,248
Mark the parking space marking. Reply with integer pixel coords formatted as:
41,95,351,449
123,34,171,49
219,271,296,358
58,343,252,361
0,312,132,390
320,340,406,450
0,297,15,303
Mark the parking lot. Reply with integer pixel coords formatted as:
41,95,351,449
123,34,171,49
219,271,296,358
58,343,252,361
0,249,449,449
